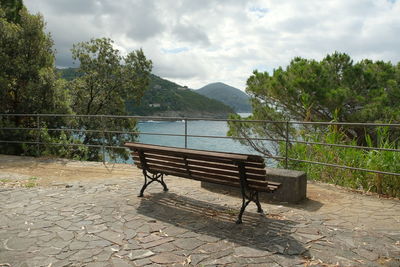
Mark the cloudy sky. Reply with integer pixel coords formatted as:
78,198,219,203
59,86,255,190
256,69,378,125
25,0,400,90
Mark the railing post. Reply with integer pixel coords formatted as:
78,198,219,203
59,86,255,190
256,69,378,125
36,116,40,157
101,115,105,164
285,120,289,169
184,118,188,149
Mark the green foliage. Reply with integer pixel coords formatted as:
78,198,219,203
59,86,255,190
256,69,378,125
0,4,153,162
70,38,152,115
69,38,152,160
56,67,82,81
0,0,23,23
21,127,89,160
0,6,71,115
228,52,400,196
0,4,74,155
285,127,400,197
231,53,399,145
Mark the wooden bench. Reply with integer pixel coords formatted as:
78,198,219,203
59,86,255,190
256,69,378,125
125,142,281,224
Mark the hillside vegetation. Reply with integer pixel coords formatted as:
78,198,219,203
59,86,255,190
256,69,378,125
58,69,235,118
197,82,252,112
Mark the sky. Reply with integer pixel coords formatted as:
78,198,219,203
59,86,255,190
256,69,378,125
24,0,400,90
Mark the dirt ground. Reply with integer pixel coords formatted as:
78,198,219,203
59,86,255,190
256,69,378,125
0,154,395,206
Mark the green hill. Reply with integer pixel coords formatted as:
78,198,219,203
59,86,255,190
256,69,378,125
196,82,252,112
57,68,235,118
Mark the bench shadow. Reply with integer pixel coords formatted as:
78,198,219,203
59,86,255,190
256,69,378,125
203,185,324,212
137,192,308,256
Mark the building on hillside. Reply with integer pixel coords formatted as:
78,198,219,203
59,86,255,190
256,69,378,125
149,103,161,108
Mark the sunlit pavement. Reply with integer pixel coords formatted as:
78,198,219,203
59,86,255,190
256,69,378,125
0,155,399,266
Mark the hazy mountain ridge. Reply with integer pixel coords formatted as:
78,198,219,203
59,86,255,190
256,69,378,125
196,82,252,112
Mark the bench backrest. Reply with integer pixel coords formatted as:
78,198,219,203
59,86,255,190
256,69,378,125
125,142,276,192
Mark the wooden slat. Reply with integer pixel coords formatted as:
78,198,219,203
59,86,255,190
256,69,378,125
126,142,250,161
132,151,266,171
141,165,274,192
265,180,281,187
137,162,271,189
187,159,266,175
136,156,267,181
127,143,280,192
134,153,185,164
132,152,265,172
136,164,279,192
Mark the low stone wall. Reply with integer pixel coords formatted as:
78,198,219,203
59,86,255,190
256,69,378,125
201,167,307,203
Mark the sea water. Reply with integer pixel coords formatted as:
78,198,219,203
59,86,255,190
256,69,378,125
137,119,254,154
110,113,276,164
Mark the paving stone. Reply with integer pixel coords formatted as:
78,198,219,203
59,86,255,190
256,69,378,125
149,252,187,264
142,237,175,249
208,247,234,259
47,238,72,249
172,237,205,250
93,248,114,261
57,230,74,241
196,235,220,243
69,240,88,250
1,157,400,267
354,247,380,261
233,246,271,258
128,249,155,260
96,230,124,245
85,224,108,234
201,255,235,265
190,254,209,265
5,237,36,250
69,248,103,261
138,233,162,243
55,250,77,260
85,262,111,267
87,239,113,248
111,257,133,267
123,242,141,250
151,242,178,253
39,246,62,255
133,258,153,266
196,241,231,253
124,229,137,239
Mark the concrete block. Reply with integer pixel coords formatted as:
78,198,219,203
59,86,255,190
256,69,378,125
201,167,307,203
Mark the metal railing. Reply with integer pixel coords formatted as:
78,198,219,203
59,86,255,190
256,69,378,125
0,113,399,177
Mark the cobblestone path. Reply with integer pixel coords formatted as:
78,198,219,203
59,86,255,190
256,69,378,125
0,155,399,266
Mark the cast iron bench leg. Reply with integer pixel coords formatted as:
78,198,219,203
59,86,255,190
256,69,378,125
236,189,264,224
138,170,168,197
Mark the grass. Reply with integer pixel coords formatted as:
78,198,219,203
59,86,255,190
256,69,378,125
284,127,400,198
24,176,39,188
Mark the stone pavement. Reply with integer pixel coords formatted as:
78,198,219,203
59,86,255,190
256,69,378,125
0,155,399,266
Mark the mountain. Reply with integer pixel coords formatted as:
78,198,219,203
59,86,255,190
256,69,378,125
126,75,234,118
196,82,252,112
57,68,234,118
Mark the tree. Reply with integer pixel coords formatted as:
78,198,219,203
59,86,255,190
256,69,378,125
228,52,400,157
0,0,23,23
70,38,152,160
0,1,72,155
0,2,71,116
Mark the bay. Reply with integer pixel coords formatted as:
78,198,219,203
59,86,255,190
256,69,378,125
108,113,276,165
137,119,254,154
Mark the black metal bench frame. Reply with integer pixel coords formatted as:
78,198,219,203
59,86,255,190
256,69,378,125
125,142,280,224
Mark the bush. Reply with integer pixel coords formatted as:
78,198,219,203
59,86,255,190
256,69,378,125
284,127,400,197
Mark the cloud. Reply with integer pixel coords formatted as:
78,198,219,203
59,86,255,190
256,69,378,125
172,24,210,46
24,0,400,89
